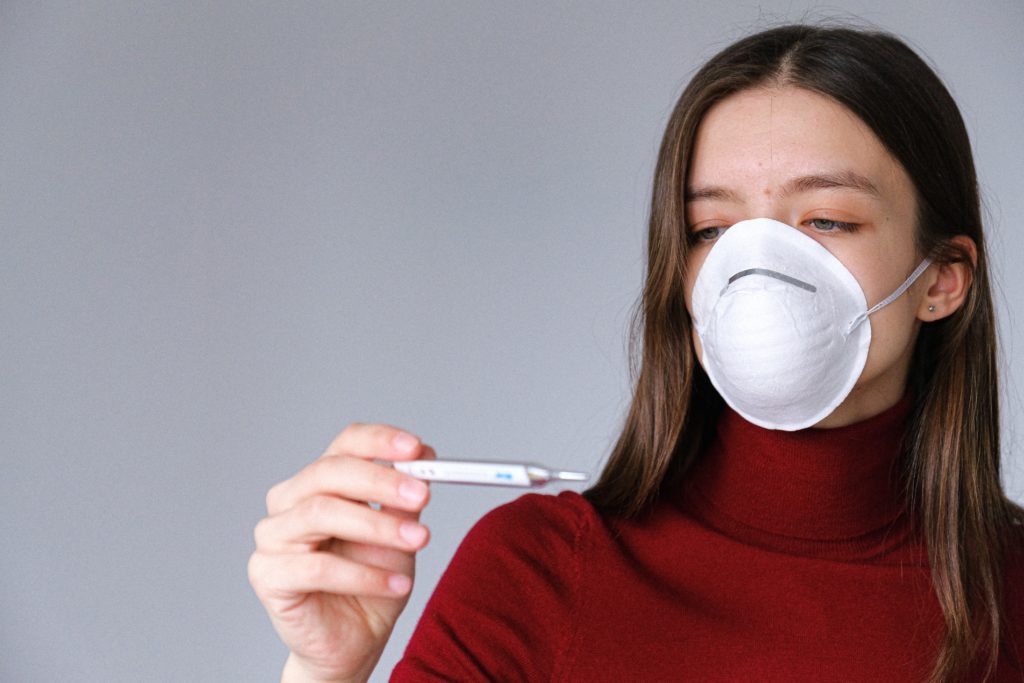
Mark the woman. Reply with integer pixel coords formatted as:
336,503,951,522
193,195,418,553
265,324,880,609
249,24,1024,682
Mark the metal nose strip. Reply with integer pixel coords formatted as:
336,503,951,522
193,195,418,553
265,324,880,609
722,268,817,295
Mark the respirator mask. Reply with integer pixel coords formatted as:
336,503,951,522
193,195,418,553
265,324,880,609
690,217,931,431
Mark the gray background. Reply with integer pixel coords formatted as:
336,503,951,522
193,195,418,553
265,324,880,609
2,2,1022,681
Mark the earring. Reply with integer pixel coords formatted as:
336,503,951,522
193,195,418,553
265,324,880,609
928,305,936,312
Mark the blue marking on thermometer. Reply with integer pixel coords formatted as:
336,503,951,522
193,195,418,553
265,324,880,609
393,459,589,488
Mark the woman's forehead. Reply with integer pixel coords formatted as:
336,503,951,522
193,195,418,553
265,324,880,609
686,86,909,201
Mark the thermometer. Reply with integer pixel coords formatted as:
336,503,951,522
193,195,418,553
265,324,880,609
393,459,589,488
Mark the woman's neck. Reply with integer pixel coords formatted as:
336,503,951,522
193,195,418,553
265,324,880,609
682,393,921,561
812,340,915,428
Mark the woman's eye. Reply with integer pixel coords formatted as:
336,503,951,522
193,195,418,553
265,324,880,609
807,218,858,232
690,226,727,242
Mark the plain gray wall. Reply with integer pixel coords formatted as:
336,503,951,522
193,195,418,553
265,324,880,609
2,2,1022,681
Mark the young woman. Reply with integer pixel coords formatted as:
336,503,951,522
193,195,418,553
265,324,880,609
249,24,1024,682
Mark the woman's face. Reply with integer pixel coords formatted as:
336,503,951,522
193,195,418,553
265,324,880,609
683,86,930,428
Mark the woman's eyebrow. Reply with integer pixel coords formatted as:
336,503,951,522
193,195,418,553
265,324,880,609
779,171,882,198
685,170,881,203
684,185,741,202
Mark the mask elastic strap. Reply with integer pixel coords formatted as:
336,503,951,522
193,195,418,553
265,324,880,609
847,258,932,333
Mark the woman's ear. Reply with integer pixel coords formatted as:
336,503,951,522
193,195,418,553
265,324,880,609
918,235,977,321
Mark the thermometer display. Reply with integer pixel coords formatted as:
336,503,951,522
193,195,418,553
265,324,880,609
393,459,589,488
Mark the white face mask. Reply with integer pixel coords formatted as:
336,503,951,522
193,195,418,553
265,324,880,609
690,217,931,431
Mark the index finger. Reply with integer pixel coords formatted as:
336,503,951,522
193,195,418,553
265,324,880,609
266,446,435,516
323,422,424,461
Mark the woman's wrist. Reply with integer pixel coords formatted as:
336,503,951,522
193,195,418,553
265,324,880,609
281,652,369,683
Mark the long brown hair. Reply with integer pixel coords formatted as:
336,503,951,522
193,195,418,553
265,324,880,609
584,24,1024,682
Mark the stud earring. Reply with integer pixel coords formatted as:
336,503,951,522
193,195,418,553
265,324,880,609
928,305,936,312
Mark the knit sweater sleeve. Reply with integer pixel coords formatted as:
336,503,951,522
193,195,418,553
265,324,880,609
390,491,591,681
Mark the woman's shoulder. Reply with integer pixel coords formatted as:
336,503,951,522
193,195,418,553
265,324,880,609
480,488,597,520
458,490,598,558
424,490,601,600
393,491,600,680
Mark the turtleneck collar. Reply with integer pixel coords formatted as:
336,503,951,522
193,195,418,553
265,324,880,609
683,393,924,562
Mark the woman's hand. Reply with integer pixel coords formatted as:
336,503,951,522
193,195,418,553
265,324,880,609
248,423,434,683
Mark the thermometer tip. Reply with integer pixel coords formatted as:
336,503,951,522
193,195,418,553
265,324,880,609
553,470,589,482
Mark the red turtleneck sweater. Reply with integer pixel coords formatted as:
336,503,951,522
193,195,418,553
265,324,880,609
392,399,1024,681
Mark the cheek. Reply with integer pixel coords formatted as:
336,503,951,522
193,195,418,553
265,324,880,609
843,247,922,380
859,292,921,380
839,224,922,310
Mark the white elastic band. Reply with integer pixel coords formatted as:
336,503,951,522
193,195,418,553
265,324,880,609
847,258,932,332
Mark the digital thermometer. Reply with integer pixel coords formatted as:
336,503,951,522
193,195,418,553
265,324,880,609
393,459,589,488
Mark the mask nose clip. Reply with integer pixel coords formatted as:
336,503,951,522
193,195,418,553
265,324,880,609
721,268,817,296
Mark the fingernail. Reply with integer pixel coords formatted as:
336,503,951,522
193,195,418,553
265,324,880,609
392,432,419,453
399,479,428,503
389,574,412,595
399,521,428,546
